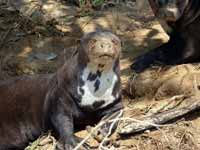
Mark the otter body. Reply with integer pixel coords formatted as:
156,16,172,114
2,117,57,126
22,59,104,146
132,0,200,72
0,31,123,150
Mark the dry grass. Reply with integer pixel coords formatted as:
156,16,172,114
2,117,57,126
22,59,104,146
25,133,57,150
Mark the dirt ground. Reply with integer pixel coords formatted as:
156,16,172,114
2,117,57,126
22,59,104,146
0,0,200,150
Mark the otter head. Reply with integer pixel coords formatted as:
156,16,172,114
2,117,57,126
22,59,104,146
154,0,188,22
79,31,121,72
77,31,121,111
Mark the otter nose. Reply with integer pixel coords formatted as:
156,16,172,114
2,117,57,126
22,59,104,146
99,42,114,54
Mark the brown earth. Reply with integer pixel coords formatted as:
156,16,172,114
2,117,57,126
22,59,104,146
0,0,199,150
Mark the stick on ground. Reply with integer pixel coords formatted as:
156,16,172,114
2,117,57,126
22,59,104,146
119,98,200,135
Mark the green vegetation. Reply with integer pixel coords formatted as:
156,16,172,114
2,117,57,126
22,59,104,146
92,0,105,7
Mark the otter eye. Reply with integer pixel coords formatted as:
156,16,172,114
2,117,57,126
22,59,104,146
89,39,97,46
100,44,104,48
112,39,118,45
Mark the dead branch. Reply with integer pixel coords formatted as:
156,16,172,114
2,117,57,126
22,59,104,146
119,98,200,135
98,110,123,150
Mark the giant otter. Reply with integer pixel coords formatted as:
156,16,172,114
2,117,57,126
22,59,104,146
0,31,123,150
131,0,200,72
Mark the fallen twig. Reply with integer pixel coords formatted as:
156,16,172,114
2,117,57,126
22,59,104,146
98,110,123,150
73,110,123,150
153,94,186,114
119,97,200,135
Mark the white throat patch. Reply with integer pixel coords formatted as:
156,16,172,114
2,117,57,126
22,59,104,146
77,67,119,109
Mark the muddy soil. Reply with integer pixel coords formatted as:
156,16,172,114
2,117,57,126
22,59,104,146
0,0,199,150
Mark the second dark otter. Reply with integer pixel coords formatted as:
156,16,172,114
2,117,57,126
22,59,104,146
131,0,200,72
